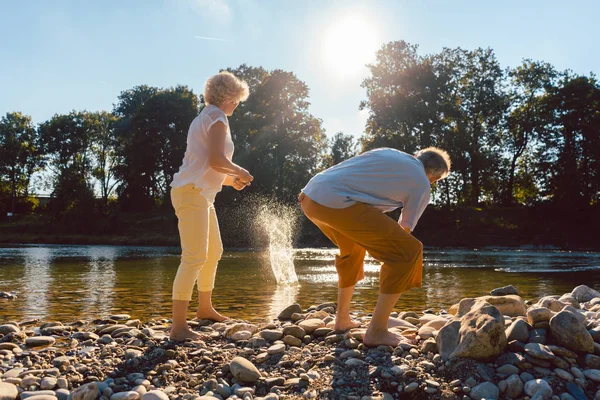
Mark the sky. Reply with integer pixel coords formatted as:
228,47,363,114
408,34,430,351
1,0,599,139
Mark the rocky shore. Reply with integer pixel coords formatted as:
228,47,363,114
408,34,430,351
2,285,600,400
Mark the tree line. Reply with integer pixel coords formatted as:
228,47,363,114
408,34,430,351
1,41,599,229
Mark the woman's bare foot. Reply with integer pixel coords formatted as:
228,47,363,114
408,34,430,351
363,327,403,347
170,326,204,341
334,317,361,332
196,308,228,322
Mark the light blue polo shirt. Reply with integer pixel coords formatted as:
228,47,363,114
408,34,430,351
302,148,431,231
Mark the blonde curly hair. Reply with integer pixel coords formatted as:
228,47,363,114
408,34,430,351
415,147,452,180
203,71,250,106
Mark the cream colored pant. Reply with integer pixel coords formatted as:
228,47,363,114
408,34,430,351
171,184,223,301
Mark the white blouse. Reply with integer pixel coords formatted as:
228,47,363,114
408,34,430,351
171,105,234,202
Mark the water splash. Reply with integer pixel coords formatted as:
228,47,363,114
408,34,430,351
256,202,299,284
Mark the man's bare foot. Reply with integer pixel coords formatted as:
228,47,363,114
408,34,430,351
170,327,204,341
334,318,361,332
196,309,228,322
363,328,403,347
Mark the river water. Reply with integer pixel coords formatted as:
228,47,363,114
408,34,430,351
1,245,599,323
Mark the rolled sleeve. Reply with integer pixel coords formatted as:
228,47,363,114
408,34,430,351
398,189,431,231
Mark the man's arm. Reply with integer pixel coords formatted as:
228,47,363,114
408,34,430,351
398,188,431,232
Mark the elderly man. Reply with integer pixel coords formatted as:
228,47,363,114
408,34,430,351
299,147,451,347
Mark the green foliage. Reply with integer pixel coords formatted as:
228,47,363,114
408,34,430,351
113,85,199,211
323,132,358,168
225,65,327,202
0,112,43,213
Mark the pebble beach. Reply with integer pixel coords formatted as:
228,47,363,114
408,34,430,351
2,285,600,400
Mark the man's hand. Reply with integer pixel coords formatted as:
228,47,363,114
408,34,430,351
232,177,250,191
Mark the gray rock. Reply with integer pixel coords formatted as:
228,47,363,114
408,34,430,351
215,384,232,399
520,372,535,383
0,383,18,400
0,325,20,335
260,330,283,342
554,368,574,381
505,374,524,399
524,379,553,398
231,331,252,341
549,311,594,353
224,324,258,340
69,382,99,400
25,336,56,347
450,301,507,360
566,382,588,400
469,382,499,400
297,319,324,334
20,396,57,400
55,389,69,400
496,364,519,375
538,296,567,312
528,306,556,325
141,391,169,400
283,335,302,347
525,343,555,360
506,319,530,342
267,344,285,355
585,354,600,369
572,285,600,303
559,294,581,309
456,295,526,317
313,327,333,337
278,304,302,320
583,369,600,382
41,377,58,390
110,391,140,400
21,391,58,399
436,320,460,361
282,325,306,339
491,285,519,296
230,357,261,384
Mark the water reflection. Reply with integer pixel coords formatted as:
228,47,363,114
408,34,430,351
268,283,300,320
86,246,117,317
22,247,53,319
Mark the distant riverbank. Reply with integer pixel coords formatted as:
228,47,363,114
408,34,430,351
1,204,599,250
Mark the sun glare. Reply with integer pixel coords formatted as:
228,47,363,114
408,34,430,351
322,15,379,77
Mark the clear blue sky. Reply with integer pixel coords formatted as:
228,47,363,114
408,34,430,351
1,0,598,138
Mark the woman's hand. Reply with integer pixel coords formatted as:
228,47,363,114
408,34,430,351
236,167,254,184
232,177,250,191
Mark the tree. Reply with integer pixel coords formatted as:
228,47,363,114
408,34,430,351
322,132,357,168
87,111,119,206
226,65,328,201
360,41,445,153
0,112,43,213
114,85,199,211
539,73,600,207
360,42,509,205
502,60,557,205
38,111,96,214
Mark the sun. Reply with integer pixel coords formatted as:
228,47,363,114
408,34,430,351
322,15,379,77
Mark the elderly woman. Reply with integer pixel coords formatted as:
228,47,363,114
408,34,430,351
299,147,451,347
169,71,253,341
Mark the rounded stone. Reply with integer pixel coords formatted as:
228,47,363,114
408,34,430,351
25,336,56,347
267,343,286,355
469,382,499,400
230,357,261,384
298,319,325,334
0,383,19,400
260,330,283,342
141,391,169,400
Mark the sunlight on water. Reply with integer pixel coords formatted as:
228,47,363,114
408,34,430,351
257,203,298,284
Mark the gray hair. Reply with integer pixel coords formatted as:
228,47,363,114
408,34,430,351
415,147,451,180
